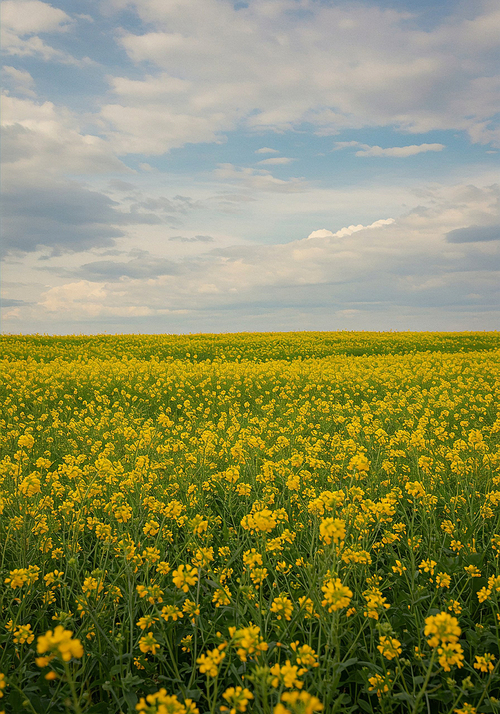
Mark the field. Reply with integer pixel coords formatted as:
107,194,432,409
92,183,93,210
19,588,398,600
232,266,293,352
1,331,499,714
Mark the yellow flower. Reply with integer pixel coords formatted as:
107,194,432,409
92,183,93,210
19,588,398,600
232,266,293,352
464,565,481,578
0,673,7,698
36,626,83,664
249,567,268,587
191,547,214,568
392,560,407,575
136,584,164,604
368,672,392,698
454,705,477,714
213,587,231,607
275,690,324,713
241,509,277,533
189,515,209,536
437,642,464,671
156,561,171,575
5,566,40,589
44,570,65,587
161,605,183,622
477,586,491,603
139,632,160,655
270,661,303,689
136,616,158,630
19,473,42,497
321,577,352,613
474,653,496,673
290,642,319,670
447,600,462,615
221,686,254,713
197,647,226,677
228,624,268,662
135,688,199,713
297,597,318,619
362,588,389,620
319,518,345,545
424,612,461,648
436,573,451,589
13,624,34,645
419,559,437,575
270,594,294,621
348,453,370,473
377,636,402,660
143,520,160,537
182,599,200,623
172,564,198,593
18,434,35,449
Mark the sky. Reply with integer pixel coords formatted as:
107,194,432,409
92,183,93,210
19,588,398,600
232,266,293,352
1,0,499,334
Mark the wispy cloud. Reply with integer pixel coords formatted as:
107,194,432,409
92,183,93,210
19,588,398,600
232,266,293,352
257,157,296,165
333,141,446,157
169,235,214,243
214,164,307,193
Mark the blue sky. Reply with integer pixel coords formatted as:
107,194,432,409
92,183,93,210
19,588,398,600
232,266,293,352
1,0,499,333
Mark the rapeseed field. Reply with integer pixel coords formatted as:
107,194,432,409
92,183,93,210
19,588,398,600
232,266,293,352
0,331,499,714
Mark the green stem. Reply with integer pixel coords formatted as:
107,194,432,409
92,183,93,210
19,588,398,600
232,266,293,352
63,661,82,714
411,649,437,714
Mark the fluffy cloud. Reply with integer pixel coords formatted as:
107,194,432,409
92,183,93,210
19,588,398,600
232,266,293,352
1,0,71,35
0,0,86,64
307,218,395,240
1,93,140,256
39,280,155,317
98,0,500,152
2,95,128,175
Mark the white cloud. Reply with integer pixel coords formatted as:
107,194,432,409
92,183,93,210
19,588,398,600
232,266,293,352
1,0,71,35
306,229,335,240
255,147,280,154
39,280,154,317
334,141,445,157
40,280,107,314
257,157,296,165
2,65,36,96
1,0,92,64
97,0,500,152
356,143,445,157
307,218,395,240
213,163,307,193
100,101,233,155
2,94,129,175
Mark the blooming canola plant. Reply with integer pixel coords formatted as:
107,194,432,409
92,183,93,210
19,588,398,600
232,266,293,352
0,331,499,713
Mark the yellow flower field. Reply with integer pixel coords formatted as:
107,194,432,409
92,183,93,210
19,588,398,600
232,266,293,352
0,331,499,714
